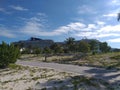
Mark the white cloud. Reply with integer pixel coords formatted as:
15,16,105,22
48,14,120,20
97,33,119,38
88,24,96,29
0,28,15,38
10,5,28,11
75,32,96,37
103,13,117,17
21,16,86,36
20,15,120,40
75,31,119,39
74,22,120,39
112,0,118,3
1,12,120,40
109,0,120,6
20,18,44,36
98,25,120,33
108,38,120,43
37,13,47,17
96,21,106,25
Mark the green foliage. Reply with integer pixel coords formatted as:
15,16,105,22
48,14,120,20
50,43,64,53
78,41,90,53
43,47,51,54
100,42,111,53
65,37,76,52
33,47,41,56
0,42,20,68
65,37,75,45
89,40,98,51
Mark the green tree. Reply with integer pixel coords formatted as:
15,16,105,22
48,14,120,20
33,47,41,56
89,40,99,54
8,43,20,63
65,37,75,45
100,42,111,53
50,43,64,54
78,41,90,53
65,37,76,52
43,47,51,54
89,40,98,51
43,47,52,62
0,42,20,68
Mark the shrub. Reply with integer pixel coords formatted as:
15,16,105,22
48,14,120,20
0,42,20,68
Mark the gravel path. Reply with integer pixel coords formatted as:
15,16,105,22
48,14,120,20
16,60,120,86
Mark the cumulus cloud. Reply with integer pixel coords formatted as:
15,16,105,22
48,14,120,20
19,14,120,40
10,5,28,11
1,11,120,41
74,22,120,39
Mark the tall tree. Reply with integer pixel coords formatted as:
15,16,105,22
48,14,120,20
65,37,76,52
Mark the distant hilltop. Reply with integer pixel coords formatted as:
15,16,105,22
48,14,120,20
13,37,120,52
13,37,99,49
13,37,54,49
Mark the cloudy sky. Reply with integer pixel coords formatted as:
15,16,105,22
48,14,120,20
0,0,120,48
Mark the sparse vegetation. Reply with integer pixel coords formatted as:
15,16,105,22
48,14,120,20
0,65,75,90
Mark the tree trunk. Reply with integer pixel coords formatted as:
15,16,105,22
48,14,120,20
44,54,47,62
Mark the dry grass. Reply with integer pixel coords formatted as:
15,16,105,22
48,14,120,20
0,64,74,90
20,52,120,69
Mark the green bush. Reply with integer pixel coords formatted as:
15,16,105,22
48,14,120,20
0,41,20,68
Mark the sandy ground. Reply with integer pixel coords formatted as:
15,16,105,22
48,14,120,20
0,65,112,90
0,60,120,90
0,66,74,90
16,60,120,89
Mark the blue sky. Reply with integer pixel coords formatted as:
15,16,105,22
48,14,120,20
0,0,120,48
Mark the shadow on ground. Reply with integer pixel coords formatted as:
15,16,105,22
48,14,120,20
84,68,120,89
